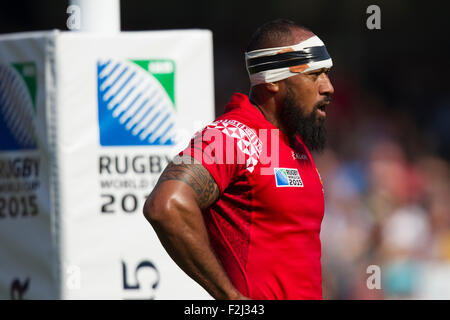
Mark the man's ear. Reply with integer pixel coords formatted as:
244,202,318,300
265,82,279,93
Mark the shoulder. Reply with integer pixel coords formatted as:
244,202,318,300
200,118,263,174
206,118,258,140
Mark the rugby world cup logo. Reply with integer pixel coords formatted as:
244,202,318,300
274,168,304,187
0,62,37,151
97,59,176,146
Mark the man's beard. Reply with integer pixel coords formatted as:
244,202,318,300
279,88,328,152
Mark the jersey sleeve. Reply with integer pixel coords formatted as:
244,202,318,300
178,119,261,194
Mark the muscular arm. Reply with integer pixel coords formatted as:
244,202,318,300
143,156,248,300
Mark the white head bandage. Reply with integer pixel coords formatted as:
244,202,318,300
245,35,333,86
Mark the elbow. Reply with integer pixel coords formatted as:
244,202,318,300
143,192,162,225
143,191,182,226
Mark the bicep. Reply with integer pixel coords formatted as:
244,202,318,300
154,156,220,210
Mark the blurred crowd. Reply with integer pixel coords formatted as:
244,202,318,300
316,70,450,299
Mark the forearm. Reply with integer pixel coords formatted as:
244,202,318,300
144,184,243,300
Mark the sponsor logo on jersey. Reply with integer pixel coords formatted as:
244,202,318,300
0,62,37,151
97,59,176,146
291,151,308,160
274,168,303,187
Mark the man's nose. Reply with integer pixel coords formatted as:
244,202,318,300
319,74,334,95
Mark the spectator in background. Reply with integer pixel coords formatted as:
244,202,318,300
318,76,450,299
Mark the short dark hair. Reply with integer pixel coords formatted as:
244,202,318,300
246,19,312,53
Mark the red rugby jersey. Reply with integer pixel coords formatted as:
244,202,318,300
180,93,324,299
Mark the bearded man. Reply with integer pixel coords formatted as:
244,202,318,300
143,19,335,300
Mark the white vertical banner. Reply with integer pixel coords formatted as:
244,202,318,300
0,32,58,299
0,30,214,299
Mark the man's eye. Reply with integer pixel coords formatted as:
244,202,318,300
310,70,330,79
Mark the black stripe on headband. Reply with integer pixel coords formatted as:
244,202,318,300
246,46,330,75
